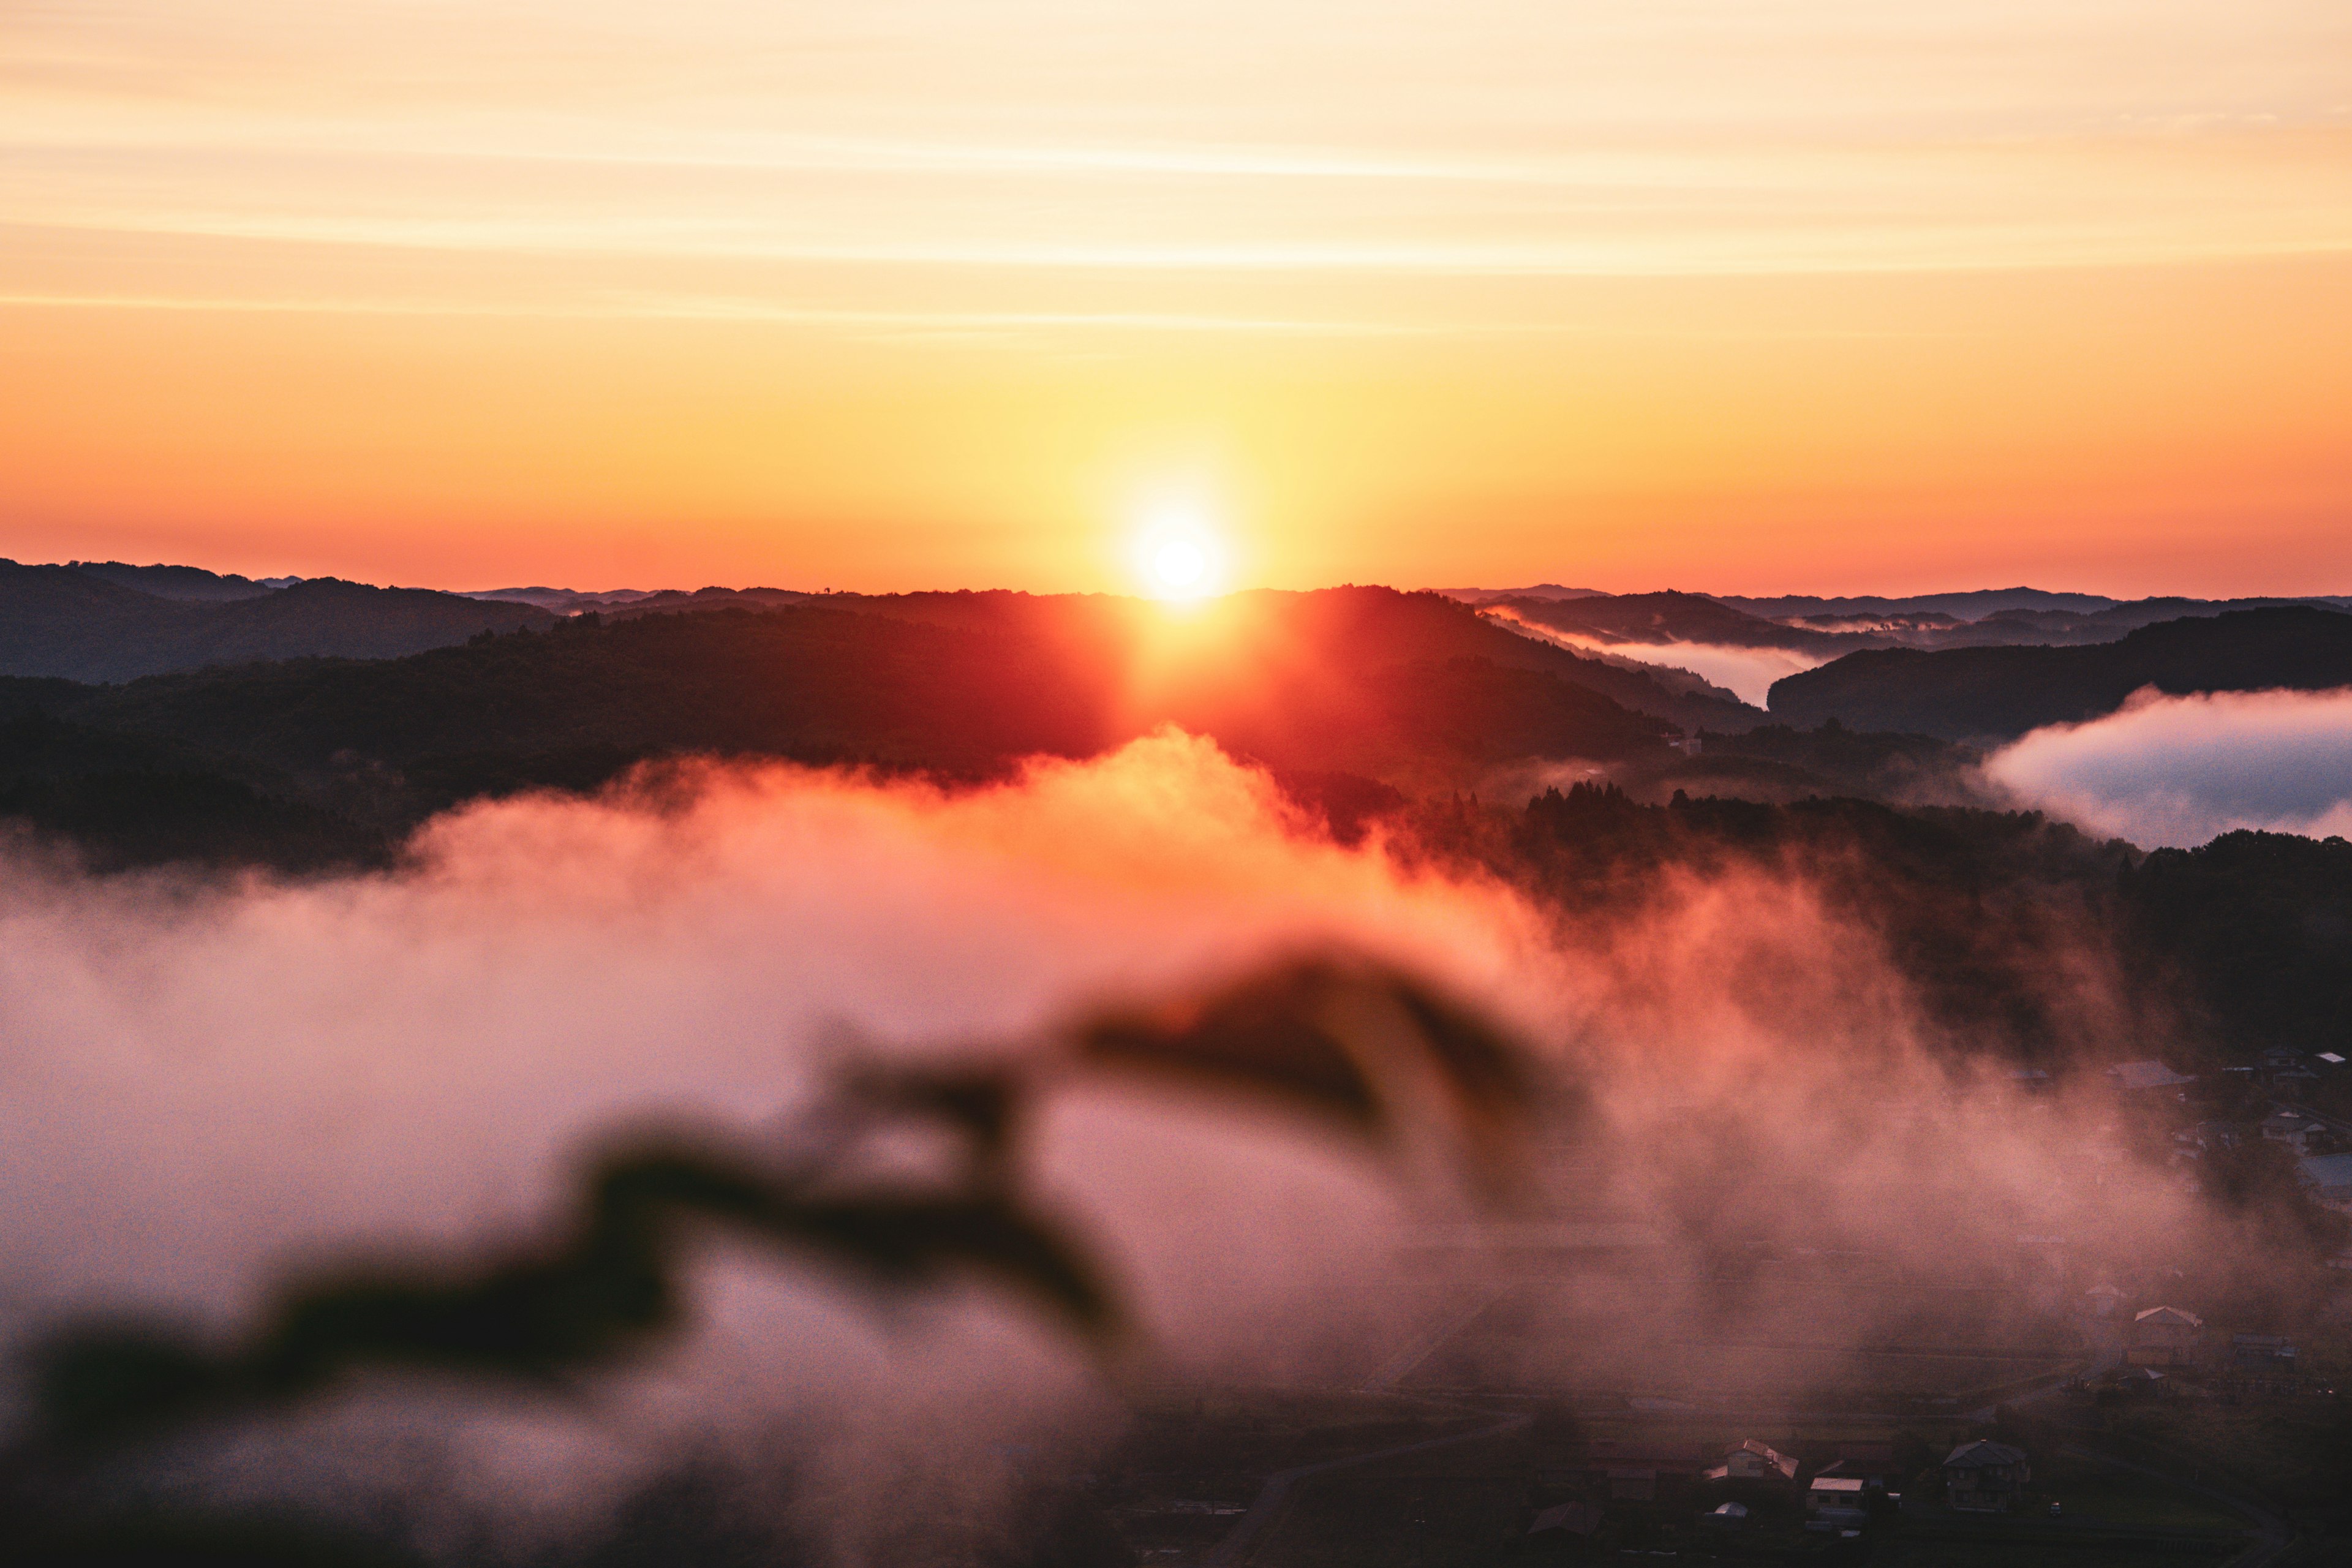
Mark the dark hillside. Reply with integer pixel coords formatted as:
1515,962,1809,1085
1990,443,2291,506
69,560,279,601
154,578,558,674
2118,831,2352,1055
805,586,1765,736
0,563,556,682
0,561,202,680
0,597,1683,862
35,606,1114,777
1494,590,1857,654
1767,606,2352,739
1415,782,2352,1064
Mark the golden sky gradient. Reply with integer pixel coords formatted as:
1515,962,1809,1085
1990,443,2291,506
4,1,2349,594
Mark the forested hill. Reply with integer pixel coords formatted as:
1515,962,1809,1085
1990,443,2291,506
1417,782,2352,1065
592,584,1764,737
0,561,554,682
1766,606,2352,739
0,591,1696,867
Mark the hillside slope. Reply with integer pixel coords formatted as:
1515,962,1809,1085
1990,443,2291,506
0,563,556,682
1767,606,2352,739
0,592,1692,865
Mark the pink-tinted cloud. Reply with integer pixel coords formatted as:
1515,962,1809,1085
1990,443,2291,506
1986,685,2352,848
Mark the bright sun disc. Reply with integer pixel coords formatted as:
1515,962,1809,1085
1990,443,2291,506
1133,501,1224,600
1153,538,1207,590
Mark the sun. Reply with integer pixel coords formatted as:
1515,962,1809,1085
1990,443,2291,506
1153,537,1207,592
1133,502,1224,601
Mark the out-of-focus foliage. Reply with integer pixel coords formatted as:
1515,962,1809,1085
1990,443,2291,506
31,1142,1118,1455
2,955,1537,1566
1080,957,1538,1191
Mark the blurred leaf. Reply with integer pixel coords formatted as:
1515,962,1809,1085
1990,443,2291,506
30,1136,1112,1454
1080,960,1385,1130
8,1507,426,1568
842,1063,1026,1180
1074,956,1539,1175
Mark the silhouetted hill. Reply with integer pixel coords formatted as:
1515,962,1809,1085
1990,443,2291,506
0,712,381,872
1718,588,2117,620
1434,583,1605,605
163,579,559,673
463,586,658,612
0,562,183,679
0,562,556,682
1490,590,1854,654
1767,606,2352,739
1417,782,2352,1060
785,585,1766,736
68,560,284,601
0,592,1692,863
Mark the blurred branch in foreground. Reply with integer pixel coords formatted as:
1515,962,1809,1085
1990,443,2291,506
6,954,1538,1564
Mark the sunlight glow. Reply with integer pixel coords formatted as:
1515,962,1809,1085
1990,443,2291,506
1134,501,1225,601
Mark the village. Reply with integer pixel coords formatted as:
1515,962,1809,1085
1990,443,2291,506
1091,1048,2352,1567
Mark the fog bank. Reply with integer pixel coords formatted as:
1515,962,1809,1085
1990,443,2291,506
0,729,2293,1559
1985,685,2352,848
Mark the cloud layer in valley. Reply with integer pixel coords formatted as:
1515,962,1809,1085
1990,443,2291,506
0,729,2305,1560
1985,685,2352,849
1578,638,1831,707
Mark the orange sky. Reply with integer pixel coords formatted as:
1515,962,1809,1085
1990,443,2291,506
4,1,2349,597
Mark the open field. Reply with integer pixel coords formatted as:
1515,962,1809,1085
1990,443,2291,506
1874,1544,2235,1568
1404,1276,2079,1400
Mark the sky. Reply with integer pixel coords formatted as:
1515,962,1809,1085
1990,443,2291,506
4,1,2350,595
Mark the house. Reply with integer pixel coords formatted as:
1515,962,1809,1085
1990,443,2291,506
2261,1110,2324,1155
2299,1153,2352,1212
2179,1120,2242,1153
1705,1439,1800,1487
1807,1476,1875,1531
1813,1452,1901,1488
1583,1440,1706,1504
1943,1441,2030,1513
2106,1060,2193,1093
2228,1335,2301,1393
2259,1049,2320,1088
2081,1283,2124,1318
1526,1501,1602,1546
2128,1305,2204,1367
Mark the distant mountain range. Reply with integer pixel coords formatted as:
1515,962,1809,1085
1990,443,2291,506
0,560,552,682
1438,584,2352,657
69,560,302,601
4,556,2348,871
0,586,1775,867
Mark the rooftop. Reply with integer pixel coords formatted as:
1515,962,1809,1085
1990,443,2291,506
2135,1305,2204,1327
2299,1153,2352,1189
1945,1440,2028,1468
2107,1060,2194,1091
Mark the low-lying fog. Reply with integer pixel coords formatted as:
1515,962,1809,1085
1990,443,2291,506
1988,685,2352,848
0,731,2319,1561
1564,638,1831,707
